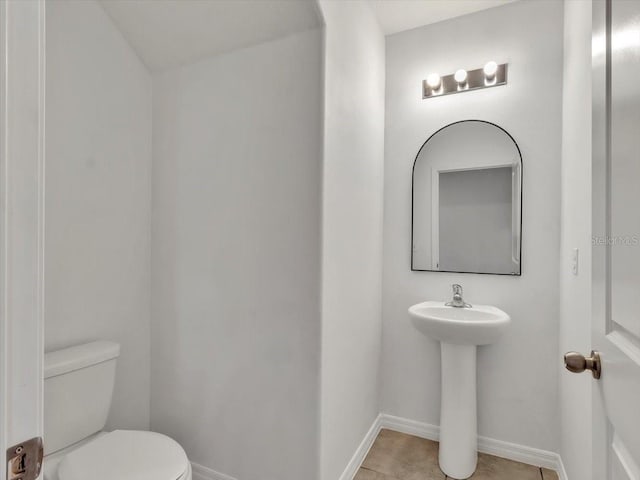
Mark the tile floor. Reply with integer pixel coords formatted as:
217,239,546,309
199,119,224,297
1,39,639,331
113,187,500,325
355,429,559,480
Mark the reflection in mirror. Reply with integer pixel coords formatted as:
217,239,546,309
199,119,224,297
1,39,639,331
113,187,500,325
412,120,522,275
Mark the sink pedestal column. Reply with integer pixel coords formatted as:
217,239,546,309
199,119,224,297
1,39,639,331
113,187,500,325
439,342,477,480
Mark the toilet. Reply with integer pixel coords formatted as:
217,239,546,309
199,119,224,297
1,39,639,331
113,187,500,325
43,341,192,480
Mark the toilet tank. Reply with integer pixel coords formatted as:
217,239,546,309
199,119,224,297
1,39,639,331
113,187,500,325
44,341,120,455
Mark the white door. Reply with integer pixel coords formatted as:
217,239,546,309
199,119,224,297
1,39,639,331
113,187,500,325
0,0,46,479
584,1,640,478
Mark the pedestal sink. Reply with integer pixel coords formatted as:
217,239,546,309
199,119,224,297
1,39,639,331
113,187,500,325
408,301,511,480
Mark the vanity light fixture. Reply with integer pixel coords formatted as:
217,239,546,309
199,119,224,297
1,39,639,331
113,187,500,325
423,62,508,99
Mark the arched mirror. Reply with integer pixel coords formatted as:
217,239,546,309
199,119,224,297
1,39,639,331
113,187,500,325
411,120,522,275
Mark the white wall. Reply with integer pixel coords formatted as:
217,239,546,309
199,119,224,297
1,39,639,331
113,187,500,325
381,0,563,453
559,1,592,478
45,0,152,431
317,2,386,479
151,29,323,480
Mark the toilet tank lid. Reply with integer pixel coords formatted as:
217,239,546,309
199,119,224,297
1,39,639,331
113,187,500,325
45,341,120,379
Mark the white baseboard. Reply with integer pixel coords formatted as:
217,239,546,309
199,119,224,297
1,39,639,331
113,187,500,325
380,413,440,441
338,414,384,480
338,413,568,480
556,457,569,480
191,462,238,480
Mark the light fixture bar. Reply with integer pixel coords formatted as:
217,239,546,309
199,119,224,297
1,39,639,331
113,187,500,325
422,63,508,99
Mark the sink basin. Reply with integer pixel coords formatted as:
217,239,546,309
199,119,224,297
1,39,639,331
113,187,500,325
409,301,511,345
408,300,511,479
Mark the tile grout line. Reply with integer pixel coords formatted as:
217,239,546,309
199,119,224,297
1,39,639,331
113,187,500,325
358,466,404,480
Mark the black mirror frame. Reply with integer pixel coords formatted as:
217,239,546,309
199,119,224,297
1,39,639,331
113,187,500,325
410,119,524,276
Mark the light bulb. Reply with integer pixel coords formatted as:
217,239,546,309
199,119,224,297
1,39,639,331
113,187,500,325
483,61,498,79
454,69,468,85
426,73,441,90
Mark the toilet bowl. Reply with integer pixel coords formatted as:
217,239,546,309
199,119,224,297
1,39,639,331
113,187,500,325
43,341,191,480
42,431,192,480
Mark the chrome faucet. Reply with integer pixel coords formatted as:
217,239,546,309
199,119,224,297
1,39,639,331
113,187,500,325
445,284,472,308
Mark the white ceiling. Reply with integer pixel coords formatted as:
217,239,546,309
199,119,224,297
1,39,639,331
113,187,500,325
368,0,519,36
99,0,519,72
99,0,321,72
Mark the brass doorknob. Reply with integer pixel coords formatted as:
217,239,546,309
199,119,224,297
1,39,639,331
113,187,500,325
564,351,601,379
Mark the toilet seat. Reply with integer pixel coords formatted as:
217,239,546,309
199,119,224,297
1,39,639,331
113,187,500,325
57,430,190,480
